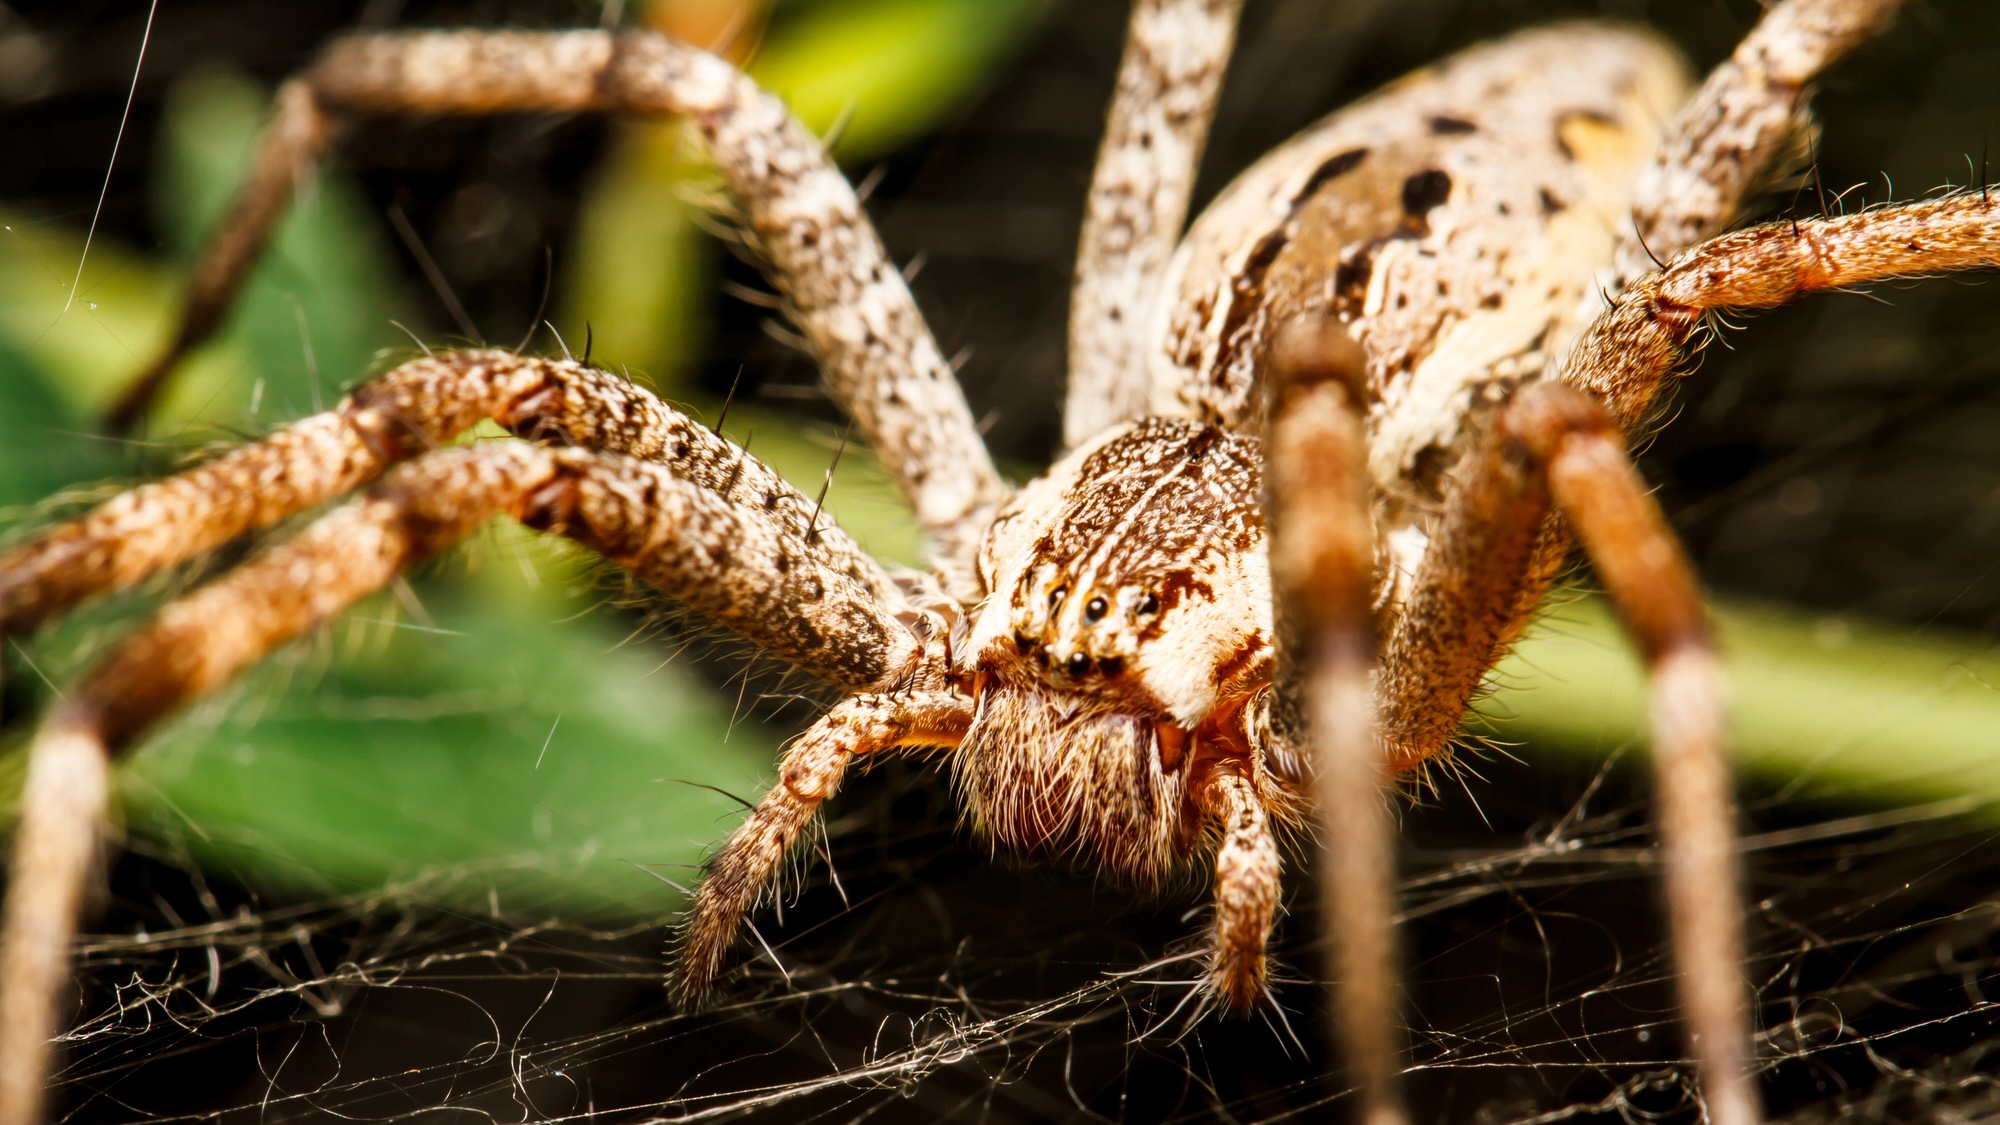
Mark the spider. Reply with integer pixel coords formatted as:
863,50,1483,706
1,1,1997,1123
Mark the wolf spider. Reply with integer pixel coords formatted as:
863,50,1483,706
1,0,1997,1122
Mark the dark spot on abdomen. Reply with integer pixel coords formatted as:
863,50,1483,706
1428,115,1476,135
1401,169,1452,219
1295,147,1370,202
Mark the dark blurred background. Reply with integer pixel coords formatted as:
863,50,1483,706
4,1,2000,1122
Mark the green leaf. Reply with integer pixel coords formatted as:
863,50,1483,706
752,0,1055,162
150,67,406,429
119,536,782,917
0,335,121,511
563,0,1056,392
1488,595,2000,810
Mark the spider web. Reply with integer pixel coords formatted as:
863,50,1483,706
41,731,2000,1124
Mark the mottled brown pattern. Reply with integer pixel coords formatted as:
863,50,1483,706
6,5,1995,1125
103,28,1007,557
1155,25,1686,433
0,351,901,639
1065,0,1246,448
1614,0,1906,290
972,418,1269,728
532,447,918,691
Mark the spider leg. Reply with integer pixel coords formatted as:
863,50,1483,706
104,30,1007,557
1507,384,1749,1125
1366,192,2000,1125
1379,382,1749,1125
1064,0,1246,449
675,689,970,1007
1615,0,1904,288
1,352,904,644
105,79,340,431
0,440,921,1125
1264,319,1407,1125
1574,193,2000,428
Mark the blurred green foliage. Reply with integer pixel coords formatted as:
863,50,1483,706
0,0,1034,916
1492,598,2000,810
564,0,1053,393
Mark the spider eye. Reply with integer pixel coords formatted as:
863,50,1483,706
1084,595,1108,622
1065,652,1092,677
1137,592,1160,616
1048,586,1067,609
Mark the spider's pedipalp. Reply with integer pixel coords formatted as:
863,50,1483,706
109,28,1008,559
1616,0,1906,289
676,690,971,1008
1195,768,1280,1011
1064,0,1245,449
1264,317,1406,1125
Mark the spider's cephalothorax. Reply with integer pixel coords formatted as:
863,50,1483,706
956,418,1295,887
2,3,1996,1125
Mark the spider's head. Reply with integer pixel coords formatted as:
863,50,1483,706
966,417,1274,729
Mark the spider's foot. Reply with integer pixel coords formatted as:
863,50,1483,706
1205,937,1270,1012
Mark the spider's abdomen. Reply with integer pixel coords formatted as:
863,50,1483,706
1150,25,1690,608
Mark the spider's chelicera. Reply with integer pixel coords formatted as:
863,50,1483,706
2,3,1997,1125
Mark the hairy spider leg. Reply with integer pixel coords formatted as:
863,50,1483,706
0,352,903,640
101,29,1007,558
0,440,915,1125
1264,319,1405,1125
1546,193,1996,1125
1366,380,1738,1124
1613,0,1906,292
1171,3,1924,1118
1576,193,2000,429
1064,0,1246,449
